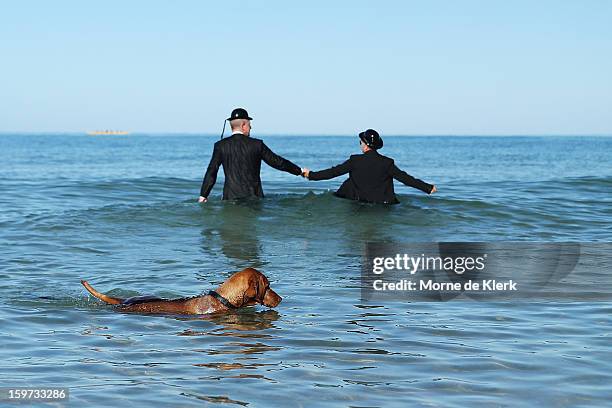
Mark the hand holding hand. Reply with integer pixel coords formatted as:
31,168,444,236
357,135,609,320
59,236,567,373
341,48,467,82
198,196,208,203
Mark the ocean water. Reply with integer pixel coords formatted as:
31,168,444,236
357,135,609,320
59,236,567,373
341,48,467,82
0,134,610,407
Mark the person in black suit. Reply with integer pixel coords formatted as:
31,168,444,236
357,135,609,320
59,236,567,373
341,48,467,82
303,129,436,204
198,108,304,202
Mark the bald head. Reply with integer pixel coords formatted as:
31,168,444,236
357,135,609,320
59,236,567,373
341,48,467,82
230,119,247,131
230,119,251,136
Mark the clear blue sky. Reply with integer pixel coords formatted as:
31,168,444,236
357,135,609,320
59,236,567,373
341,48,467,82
1,0,611,135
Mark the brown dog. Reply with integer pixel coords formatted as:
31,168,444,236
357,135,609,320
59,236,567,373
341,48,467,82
81,267,282,315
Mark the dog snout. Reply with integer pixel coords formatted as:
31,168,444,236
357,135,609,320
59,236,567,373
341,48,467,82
263,288,282,308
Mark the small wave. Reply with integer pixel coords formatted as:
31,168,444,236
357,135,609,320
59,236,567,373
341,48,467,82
10,295,109,309
553,175,612,187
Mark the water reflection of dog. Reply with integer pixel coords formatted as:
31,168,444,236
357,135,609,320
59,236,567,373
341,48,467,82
180,310,282,359
81,268,281,315
179,309,281,335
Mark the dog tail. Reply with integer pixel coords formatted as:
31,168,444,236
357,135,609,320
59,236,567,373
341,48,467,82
81,280,123,305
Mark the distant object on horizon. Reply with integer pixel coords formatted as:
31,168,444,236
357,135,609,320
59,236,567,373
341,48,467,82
87,130,130,136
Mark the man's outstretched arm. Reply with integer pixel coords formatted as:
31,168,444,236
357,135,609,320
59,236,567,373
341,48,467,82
307,159,352,181
261,142,302,175
390,163,436,194
199,144,222,201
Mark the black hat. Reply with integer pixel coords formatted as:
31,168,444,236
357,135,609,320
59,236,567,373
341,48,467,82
359,129,383,150
227,108,253,121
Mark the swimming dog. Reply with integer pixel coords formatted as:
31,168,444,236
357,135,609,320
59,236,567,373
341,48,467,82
81,267,282,315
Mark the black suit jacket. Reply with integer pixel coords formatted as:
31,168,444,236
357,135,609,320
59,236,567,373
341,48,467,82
200,133,301,200
308,150,433,204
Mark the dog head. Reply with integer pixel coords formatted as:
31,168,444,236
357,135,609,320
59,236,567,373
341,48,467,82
218,268,282,308
255,270,282,308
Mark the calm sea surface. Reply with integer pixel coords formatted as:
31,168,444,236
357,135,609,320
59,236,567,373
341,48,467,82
0,134,610,407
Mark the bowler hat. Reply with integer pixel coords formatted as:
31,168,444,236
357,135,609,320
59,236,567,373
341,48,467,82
227,108,253,121
359,129,383,150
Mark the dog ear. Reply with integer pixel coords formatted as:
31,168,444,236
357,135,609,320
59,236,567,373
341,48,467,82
242,273,262,302
255,274,269,304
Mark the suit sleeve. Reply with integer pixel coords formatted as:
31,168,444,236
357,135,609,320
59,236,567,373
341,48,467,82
390,163,434,194
309,158,352,181
200,143,222,197
261,142,302,175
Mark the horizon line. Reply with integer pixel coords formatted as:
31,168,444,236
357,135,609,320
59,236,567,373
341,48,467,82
1,131,612,137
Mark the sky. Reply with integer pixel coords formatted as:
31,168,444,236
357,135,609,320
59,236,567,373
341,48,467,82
0,0,611,135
